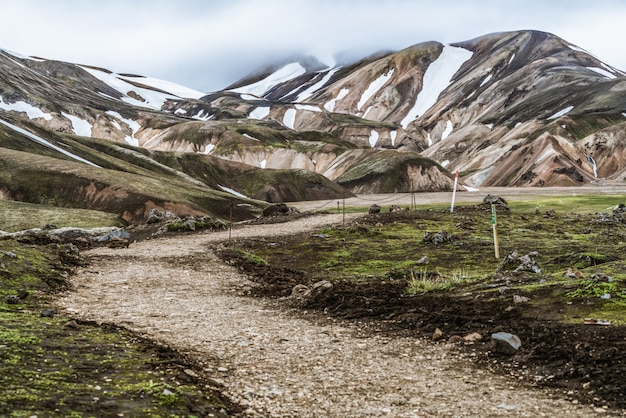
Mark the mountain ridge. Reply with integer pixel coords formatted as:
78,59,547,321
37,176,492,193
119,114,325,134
1,30,625,223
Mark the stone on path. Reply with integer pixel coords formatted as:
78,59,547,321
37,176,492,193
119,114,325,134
490,332,522,355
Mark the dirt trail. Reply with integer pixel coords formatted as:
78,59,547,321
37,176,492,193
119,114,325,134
56,214,618,417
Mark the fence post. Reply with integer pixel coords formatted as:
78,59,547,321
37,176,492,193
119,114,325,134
491,204,500,258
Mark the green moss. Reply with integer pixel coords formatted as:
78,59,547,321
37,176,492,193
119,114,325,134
235,249,268,266
0,240,231,417
236,198,626,323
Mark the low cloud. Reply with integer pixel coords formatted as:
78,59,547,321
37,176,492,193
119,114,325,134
2,0,625,92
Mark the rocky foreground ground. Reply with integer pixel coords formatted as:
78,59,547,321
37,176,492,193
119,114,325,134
55,213,624,417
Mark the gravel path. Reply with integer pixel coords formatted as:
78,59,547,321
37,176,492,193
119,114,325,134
55,214,620,417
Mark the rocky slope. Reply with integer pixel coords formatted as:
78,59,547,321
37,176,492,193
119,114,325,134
0,30,625,222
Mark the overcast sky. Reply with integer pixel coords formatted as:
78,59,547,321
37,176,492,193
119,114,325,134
2,0,625,93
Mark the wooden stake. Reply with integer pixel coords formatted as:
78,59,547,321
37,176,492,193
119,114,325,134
491,204,500,258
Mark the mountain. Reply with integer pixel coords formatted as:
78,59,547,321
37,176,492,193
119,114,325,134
1,30,625,223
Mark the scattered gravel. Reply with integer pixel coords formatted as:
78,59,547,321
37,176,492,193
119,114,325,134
55,214,622,417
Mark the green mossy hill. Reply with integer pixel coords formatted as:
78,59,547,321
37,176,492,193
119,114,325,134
236,168,353,203
336,150,449,193
0,146,263,223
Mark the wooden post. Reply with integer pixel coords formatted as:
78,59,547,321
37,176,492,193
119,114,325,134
491,204,500,258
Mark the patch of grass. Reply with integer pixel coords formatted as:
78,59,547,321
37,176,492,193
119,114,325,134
405,267,469,294
508,194,626,214
566,278,626,299
0,200,121,232
235,248,268,266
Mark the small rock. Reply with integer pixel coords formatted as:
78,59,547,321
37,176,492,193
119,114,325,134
564,268,584,279
6,295,20,304
217,367,228,373
64,320,79,329
496,403,517,411
162,388,174,396
463,332,482,343
184,369,199,378
490,332,521,355
432,328,443,341
40,309,56,318
582,382,591,390
513,295,529,304
448,335,464,344
417,256,429,265
368,204,381,214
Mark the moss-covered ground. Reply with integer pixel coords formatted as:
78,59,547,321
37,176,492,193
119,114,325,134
0,239,234,417
243,198,626,326
220,195,626,409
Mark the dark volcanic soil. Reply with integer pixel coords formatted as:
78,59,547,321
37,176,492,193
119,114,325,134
217,214,626,411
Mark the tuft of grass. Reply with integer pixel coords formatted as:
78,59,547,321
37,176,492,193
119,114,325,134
405,267,470,294
236,249,268,266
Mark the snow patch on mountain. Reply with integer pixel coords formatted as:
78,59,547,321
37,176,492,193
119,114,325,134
508,54,516,65
249,107,270,120
0,97,52,120
547,106,574,120
1,49,45,62
193,110,213,121
479,73,493,87
296,67,341,102
218,185,247,199
106,111,140,146
283,108,297,129
117,74,205,99
202,144,215,154
357,69,395,110
441,121,453,140
81,66,176,110
0,118,99,167
390,130,397,147
324,88,349,112
240,94,262,101
62,112,92,137
586,67,617,79
295,104,321,112
231,63,306,96
243,133,260,141
369,130,379,147
401,45,473,128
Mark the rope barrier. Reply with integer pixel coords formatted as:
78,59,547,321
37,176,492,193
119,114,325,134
296,192,418,213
